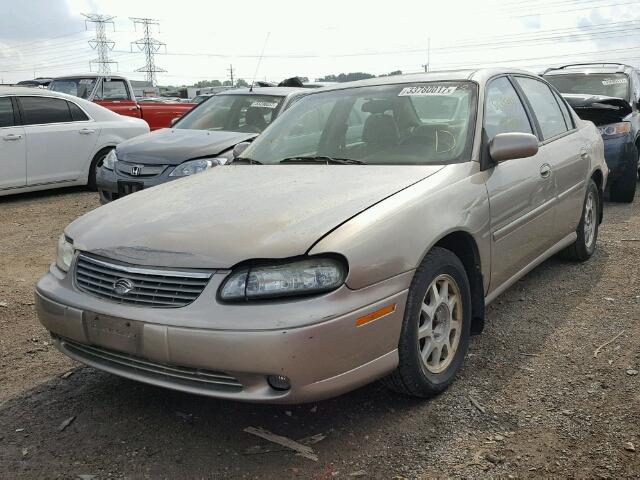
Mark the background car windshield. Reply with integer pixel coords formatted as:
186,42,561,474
242,82,476,165
49,78,97,99
544,73,630,101
175,94,283,133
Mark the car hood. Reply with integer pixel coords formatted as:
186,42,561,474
115,129,258,165
67,165,444,268
563,94,632,126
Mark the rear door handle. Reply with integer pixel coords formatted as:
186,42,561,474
3,133,22,141
540,163,552,178
79,128,95,135
580,146,589,159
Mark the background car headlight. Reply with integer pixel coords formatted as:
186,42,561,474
103,149,117,170
219,257,347,301
597,122,631,138
169,158,226,177
56,235,74,272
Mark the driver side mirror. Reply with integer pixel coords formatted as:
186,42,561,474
170,117,180,127
489,132,539,163
233,141,251,158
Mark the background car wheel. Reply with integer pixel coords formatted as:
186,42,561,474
609,160,637,203
561,179,600,262
87,148,113,191
384,246,472,398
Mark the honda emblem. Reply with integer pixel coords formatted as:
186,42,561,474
130,166,141,176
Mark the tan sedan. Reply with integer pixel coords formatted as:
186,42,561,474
36,69,607,403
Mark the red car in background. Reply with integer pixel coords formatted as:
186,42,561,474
49,74,195,130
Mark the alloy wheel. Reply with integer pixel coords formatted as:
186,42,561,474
583,190,596,249
418,274,463,374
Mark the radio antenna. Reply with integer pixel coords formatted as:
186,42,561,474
250,32,270,92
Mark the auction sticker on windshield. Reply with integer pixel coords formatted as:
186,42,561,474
602,78,628,86
399,85,458,96
250,101,279,108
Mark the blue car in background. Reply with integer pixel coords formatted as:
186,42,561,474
544,63,639,203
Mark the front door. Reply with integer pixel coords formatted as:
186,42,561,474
483,76,557,292
0,97,26,190
93,78,141,119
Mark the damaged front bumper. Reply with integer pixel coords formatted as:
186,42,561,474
35,259,410,404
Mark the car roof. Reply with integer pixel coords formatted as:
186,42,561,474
542,63,636,76
52,74,123,80
0,85,73,96
303,68,537,93
220,86,308,97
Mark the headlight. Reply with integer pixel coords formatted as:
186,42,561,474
219,257,347,301
56,235,74,272
169,157,226,177
103,149,117,170
597,122,631,138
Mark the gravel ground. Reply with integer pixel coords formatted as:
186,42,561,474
0,186,638,479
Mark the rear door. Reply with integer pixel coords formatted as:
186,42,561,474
93,77,141,118
483,76,556,292
18,96,99,185
0,96,26,190
513,76,587,238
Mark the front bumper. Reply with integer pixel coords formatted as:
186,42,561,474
96,163,175,204
36,263,410,403
602,134,637,180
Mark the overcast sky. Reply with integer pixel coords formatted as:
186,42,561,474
1,0,640,85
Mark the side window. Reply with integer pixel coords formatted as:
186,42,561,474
552,90,573,130
19,97,72,125
484,77,533,140
0,97,15,127
632,71,640,104
96,79,129,100
515,77,568,140
67,101,89,121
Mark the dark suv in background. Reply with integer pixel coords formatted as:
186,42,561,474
543,63,639,202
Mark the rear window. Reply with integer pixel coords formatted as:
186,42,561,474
19,96,72,125
0,97,14,127
544,73,630,101
49,78,97,99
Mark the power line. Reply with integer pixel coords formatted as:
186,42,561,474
130,17,166,86
83,14,117,74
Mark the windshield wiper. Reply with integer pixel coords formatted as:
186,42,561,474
279,156,364,165
231,157,262,165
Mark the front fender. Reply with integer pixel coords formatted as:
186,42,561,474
309,162,491,291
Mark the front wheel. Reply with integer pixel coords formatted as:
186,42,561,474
384,247,472,398
561,179,600,262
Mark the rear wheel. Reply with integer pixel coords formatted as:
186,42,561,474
561,179,599,262
384,247,472,398
87,148,112,191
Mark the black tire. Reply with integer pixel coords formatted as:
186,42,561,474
384,247,472,398
609,169,637,203
87,148,112,191
561,179,600,262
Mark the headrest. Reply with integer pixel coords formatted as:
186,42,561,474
362,99,395,114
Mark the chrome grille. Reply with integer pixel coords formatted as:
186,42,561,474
58,337,243,391
74,253,211,308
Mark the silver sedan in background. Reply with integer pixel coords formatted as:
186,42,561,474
36,69,607,404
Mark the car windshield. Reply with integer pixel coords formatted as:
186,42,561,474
49,78,97,99
241,81,477,165
544,73,630,101
175,94,284,133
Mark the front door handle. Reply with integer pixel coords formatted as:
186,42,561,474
79,128,95,135
3,133,22,141
540,163,552,178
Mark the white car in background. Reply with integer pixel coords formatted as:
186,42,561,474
0,87,149,197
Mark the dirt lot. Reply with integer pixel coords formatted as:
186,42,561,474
0,186,639,479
